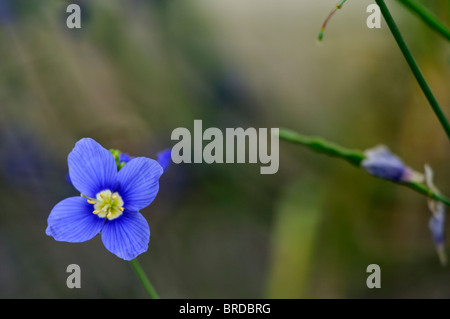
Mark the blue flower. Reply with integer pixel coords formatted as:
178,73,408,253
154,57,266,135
429,208,445,250
361,145,423,183
0,0,14,25
425,165,447,265
120,149,171,172
46,138,164,261
157,148,172,172
119,152,132,164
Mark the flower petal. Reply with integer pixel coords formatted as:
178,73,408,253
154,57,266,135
46,197,104,243
68,138,118,197
101,211,150,260
116,157,163,211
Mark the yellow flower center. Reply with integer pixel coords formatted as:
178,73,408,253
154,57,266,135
86,190,124,220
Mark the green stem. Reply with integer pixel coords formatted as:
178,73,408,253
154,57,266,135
278,128,364,167
130,258,160,299
279,128,450,206
375,0,450,141
396,0,450,41
405,181,450,206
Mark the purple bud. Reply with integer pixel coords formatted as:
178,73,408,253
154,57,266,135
429,206,445,247
119,153,133,164
425,165,447,265
361,145,422,183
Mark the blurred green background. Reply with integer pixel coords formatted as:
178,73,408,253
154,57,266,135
0,0,449,298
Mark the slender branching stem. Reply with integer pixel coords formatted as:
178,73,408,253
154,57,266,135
279,128,450,206
375,0,450,141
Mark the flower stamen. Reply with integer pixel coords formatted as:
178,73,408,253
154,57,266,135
86,190,125,220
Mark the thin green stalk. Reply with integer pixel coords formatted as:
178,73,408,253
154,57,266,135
375,0,450,141
130,258,160,299
406,181,450,206
279,128,450,206
278,128,364,166
397,0,450,41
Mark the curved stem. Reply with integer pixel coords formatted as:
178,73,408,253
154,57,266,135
318,0,347,42
375,0,450,141
130,258,160,299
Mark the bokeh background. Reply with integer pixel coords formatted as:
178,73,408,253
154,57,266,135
0,0,449,298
